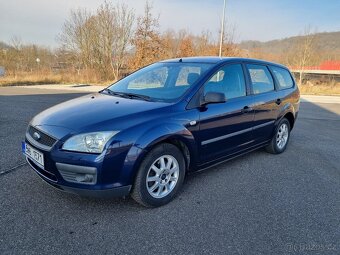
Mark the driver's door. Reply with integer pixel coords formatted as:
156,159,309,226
198,63,255,163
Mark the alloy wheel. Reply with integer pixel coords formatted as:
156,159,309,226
276,123,289,149
146,155,180,199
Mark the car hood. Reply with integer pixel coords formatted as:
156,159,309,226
31,93,172,137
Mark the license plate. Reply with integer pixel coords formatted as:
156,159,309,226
22,142,44,168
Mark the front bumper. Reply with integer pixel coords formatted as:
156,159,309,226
24,125,134,198
26,156,132,198
61,184,132,198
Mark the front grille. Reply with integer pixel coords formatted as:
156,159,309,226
27,126,57,149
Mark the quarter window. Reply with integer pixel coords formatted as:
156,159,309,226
271,66,294,89
204,64,246,99
247,64,274,94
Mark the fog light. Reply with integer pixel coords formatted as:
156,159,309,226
75,174,95,183
56,163,97,185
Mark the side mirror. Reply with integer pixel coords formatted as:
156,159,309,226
202,92,226,105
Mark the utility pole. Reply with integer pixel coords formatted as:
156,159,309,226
219,0,227,58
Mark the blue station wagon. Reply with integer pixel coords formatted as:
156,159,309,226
23,57,300,207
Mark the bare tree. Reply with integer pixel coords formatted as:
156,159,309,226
194,30,213,56
109,3,135,80
58,2,134,81
220,22,240,57
91,2,116,78
10,36,23,51
8,36,24,73
291,26,317,85
58,8,94,74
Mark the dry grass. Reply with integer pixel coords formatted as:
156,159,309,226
0,73,63,86
0,71,113,87
1,71,340,96
298,80,340,95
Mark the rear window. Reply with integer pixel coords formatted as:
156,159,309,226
271,66,294,89
247,64,274,94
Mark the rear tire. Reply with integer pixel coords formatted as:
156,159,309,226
265,118,291,154
131,143,186,207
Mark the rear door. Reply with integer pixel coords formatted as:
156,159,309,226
198,63,255,162
245,63,280,143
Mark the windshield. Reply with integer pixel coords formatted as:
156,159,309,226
107,62,213,102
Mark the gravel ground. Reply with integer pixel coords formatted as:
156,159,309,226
0,87,339,255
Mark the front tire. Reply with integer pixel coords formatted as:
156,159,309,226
265,118,291,154
131,143,186,207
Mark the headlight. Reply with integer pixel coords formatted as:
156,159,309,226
62,131,119,153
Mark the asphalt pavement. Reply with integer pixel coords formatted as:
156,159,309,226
0,86,339,255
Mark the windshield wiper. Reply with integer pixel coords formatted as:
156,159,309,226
101,88,115,95
120,92,151,101
101,89,151,101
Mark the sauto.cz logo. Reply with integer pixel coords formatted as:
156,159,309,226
33,132,41,141
286,243,337,252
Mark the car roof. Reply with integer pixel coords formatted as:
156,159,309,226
161,57,288,69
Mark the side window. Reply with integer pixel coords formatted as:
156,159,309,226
175,66,201,86
247,64,274,94
271,66,294,90
204,64,246,99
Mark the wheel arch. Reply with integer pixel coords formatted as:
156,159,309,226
276,102,297,130
124,123,199,185
283,111,295,130
150,137,192,171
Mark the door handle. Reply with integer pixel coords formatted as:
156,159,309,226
241,106,252,113
275,98,282,105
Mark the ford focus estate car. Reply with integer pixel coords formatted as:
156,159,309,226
23,57,300,207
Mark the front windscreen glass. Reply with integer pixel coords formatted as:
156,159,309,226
107,62,213,102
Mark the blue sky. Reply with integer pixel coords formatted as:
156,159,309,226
0,0,339,47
